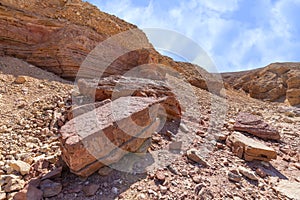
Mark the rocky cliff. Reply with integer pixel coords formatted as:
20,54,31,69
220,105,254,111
222,63,300,106
0,0,221,92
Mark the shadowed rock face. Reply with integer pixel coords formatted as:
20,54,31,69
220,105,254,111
222,63,300,106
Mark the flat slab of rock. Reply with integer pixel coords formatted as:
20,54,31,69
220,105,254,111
60,96,163,177
226,132,277,161
77,76,181,119
233,112,280,140
274,180,300,200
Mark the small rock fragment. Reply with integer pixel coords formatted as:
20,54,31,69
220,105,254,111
186,148,210,167
0,192,6,200
192,175,202,184
41,167,62,180
14,76,26,84
238,166,258,181
10,160,31,175
14,184,43,200
227,169,242,182
40,179,62,198
155,171,165,181
255,168,267,178
98,166,113,176
4,178,25,192
159,185,168,193
82,184,99,197
214,133,227,141
112,187,118,194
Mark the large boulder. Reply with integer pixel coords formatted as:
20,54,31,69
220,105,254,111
77,76,182,120
226,132,277,162
233,112,280,140
60,96,165,177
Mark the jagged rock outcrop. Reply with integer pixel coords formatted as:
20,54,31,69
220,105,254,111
0,0,223,94
233,112,281,140
222,63,300,106
60,96,164,177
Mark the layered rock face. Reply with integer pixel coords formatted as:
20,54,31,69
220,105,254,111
0,0,223,93
222,63,300,106
60,96,164,177
0,0,154,79
233,113,280,140
77,75,181,120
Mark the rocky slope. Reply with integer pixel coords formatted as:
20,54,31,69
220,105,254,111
0,0,221,93
0,0,299,200
222,63,300,106
0,57,299,200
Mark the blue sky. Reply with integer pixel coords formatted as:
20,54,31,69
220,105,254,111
88,0,300,72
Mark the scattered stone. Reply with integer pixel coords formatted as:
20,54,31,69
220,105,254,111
216,143,226,149
233,112,280,140
14,184,43,200
14,76,26,84
274,180,300,200
186,148,210,167
98,166,113,176
214,133,227,141
10,160,31,175
181,169,188,176
40,179,62,198
137,193,147,199
226,132,277,161
155,171,166,181
0,125,8,133
194,183,205,196
192,175,202,184
112,187,118,194
255,168,267,178
238,166,258,181
0,192,6,200
293,163,300,170
167,165,179,175
179,123,189,132
82,184,99,197
41,167,62,180
159,185,168,193
228,169,242,182
169,141,182,151
4,178,25,192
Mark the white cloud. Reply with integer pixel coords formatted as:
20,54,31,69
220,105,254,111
90,0,300,72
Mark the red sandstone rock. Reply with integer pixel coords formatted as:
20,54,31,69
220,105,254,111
60,97,165,177
233,112,280,140
226,132,277,161
77,76,181,119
